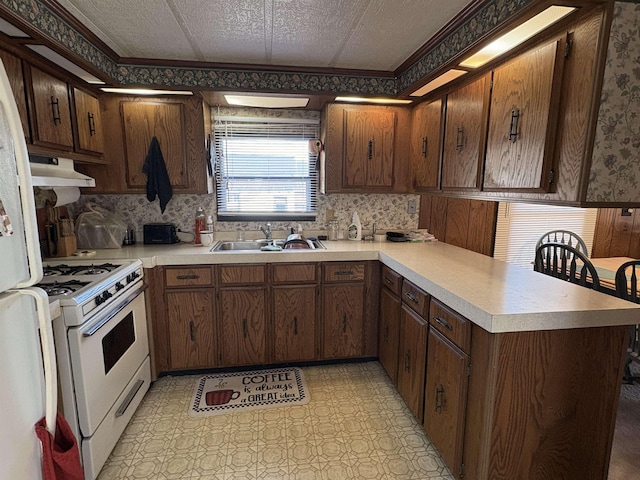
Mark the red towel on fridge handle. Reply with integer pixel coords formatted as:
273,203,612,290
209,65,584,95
35,412,84,480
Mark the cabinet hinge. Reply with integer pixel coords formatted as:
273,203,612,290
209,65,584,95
565,35,573,59
460,462,465,478
549,169,556,186
466,363,471,377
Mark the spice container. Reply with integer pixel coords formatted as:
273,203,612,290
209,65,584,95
194,207,206,245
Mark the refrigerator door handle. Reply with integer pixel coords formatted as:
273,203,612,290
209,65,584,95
12,287,57,435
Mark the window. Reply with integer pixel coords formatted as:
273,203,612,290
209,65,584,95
213,118,320,220
493,202,597,268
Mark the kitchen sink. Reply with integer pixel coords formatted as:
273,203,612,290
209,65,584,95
210,238,325,251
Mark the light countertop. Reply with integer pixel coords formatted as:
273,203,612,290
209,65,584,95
55,239,640,334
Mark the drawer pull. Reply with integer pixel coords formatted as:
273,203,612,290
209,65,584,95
433,315,453,331
242,318,247,338
435,384,445,413
115,379,144,418
293,316,298,335
342,314,347,333
368,140,373,160
50,96,61,125
422,136,427,157
404,351,411,373
189,321,195,341
509,108,520,143
384,324,389,342
404,292,418,304
334,271,354,276
384,276,394,285
456,126,464,152
176,274,199,280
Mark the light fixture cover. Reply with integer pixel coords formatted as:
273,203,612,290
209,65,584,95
334,96,412,105
224,95,309,108
100,88,193,95
410,70,468,97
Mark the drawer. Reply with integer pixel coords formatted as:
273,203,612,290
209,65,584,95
381,265,402,296
323,262,365,282
165,267,213,287
219,264,266,285
429,298,471,353
401,279,429,318
272,263,317,284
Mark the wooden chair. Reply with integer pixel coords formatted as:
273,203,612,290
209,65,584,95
534,242,600,290
536,230,589,257
615,260,640,384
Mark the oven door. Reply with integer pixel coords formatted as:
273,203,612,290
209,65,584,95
67,286,149,437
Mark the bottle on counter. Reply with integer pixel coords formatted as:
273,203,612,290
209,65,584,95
347,211,362,241
194,207,206,245
206,214,214,232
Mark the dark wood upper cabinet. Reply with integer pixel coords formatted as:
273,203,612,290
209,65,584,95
73,88,104,154
411,98,443,191
483,37,565,192
0,48,30,142
26,65,73,150
441,74,490,191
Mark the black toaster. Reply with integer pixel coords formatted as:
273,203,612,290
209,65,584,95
143,223,179,244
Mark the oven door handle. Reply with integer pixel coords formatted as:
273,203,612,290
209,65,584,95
82,285,147,337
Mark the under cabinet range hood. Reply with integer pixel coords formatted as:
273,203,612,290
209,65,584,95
29,156,95,187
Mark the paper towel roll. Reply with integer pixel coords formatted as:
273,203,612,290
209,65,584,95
53,187,81,207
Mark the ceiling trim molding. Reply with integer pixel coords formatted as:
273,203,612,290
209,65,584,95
0,0,545,97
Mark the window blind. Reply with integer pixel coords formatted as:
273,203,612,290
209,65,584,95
213,118,320,219
493,202,598,269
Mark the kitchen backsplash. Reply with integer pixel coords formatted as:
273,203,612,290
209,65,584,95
63,192,420,237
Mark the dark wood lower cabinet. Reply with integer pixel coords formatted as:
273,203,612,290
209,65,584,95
273,285,317,362
165,290,216,370
322,284,365,359
397,304,428,422
423,328,469,478
219,288,266,366
379,287,401,384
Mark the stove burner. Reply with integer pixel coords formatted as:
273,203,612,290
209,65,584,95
38,280,91,296
71,263,119,276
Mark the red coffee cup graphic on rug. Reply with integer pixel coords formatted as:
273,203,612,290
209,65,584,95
206,389,240,406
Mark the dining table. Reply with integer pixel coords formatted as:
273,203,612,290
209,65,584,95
590,256,637,296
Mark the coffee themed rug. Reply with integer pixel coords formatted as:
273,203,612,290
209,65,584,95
189,367,310,417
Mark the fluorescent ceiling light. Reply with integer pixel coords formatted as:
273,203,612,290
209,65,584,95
334,96,412,105
27,45,105,84
410,69,468,97
0,18,29,37
459,6,576,68
224,95,309,108
100,88,193,95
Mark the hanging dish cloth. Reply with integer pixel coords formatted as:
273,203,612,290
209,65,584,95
142,136,173,213
35,412,84,480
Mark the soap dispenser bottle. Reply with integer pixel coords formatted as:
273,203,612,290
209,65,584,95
348,211,362,241
194,207,205,245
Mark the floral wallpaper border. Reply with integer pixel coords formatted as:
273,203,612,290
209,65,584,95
587,1,640,203
1,0,535,96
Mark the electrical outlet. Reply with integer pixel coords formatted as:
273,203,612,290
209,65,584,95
325,209,335,222
407,199,417,215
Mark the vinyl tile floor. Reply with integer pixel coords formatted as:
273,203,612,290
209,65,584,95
96,361,455,479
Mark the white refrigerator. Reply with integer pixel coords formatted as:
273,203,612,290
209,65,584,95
0,59,58,479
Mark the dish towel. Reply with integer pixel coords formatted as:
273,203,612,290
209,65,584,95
142,136,173,213
35,412,84,480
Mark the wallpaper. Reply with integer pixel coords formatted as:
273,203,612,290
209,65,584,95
66,192,421,241
587,2,640,202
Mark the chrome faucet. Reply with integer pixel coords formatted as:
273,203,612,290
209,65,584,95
259,223,272,240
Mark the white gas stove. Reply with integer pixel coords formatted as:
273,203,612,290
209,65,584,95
42,258,150,480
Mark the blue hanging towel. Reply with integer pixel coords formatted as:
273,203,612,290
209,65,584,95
142,136,173,213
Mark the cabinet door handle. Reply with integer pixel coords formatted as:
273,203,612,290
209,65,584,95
384,324,389,342
433,315,453,331
88,112,96,136
342,314,347,333
404,292,418,304
242,318,247,338
189,321,195,341
293,316,298,335
435,384,445,413
50,96,61,125
384,276,394,285
456,126,464,152
334,270,354,277
422,136,428,157
176,274,199,280
368,140,373,160
509,108,520,143
404,351,411,373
